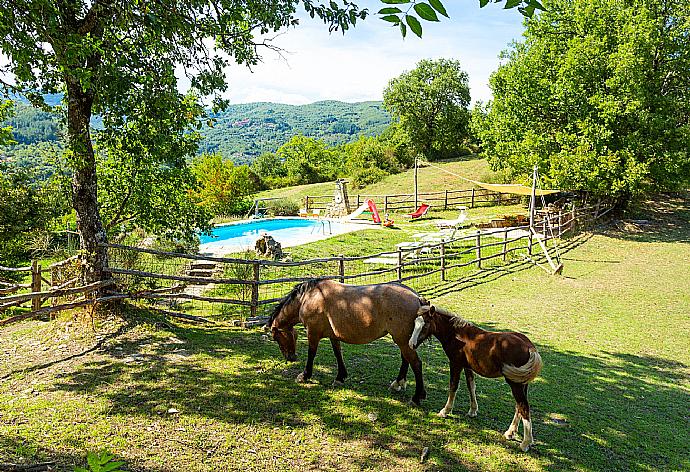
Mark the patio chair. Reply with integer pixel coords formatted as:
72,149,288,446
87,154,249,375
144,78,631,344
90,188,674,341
403,203,431,219
435,206,468,229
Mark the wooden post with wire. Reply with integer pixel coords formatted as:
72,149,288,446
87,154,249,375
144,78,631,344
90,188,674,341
384,196,389,215
444,190,448,210
440,242,446,281
502,228,508,262
250,261,260,318
338,255,345,283
397,248,403,281
528,165,537,256
475,231,482,269
471,188,475,208
31,260,42,313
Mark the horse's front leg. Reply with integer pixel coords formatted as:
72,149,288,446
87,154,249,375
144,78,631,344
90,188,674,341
389,353,409,392
400,345,426,405
330,338,348,386
296,332,320,383
438,362,461,417
465,368,478,417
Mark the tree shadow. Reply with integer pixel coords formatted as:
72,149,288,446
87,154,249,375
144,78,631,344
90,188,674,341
601,192,690,244
31,318,689,471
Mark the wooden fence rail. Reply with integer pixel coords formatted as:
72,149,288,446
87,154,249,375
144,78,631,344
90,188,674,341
1,200,612,327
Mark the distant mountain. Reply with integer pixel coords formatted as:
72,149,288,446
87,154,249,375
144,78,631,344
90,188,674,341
200,100,390,163
2,97,391,164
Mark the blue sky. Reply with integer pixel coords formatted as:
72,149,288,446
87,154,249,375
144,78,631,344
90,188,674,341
220,1,525,105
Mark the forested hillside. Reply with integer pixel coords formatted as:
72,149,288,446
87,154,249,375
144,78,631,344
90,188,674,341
1,99,391,165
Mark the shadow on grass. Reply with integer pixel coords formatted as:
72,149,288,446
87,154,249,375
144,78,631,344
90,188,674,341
602,192,690,244
41,316,690,471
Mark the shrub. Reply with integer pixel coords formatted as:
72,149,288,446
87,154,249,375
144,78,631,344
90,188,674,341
264,198,299,216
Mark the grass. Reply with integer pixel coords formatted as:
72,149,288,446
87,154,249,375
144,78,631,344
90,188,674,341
255,156,492,203
1,194,688,471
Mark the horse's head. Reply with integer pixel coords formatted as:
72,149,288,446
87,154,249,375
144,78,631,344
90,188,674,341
409,304,436,349
268,282,307,362
270,325,298,362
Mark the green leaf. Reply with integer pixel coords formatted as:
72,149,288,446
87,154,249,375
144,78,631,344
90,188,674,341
405,15,423,37
479,0,490,7
380,14,401,24
380,0,409,3
399,21,407,38
429,0,449,18
378,7,403,14
413,3,439,22
504,0,522,8
529,0,546,11
101,461,126,472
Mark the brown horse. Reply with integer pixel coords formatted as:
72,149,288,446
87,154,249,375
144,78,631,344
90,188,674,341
410,304,543,452
268,279,428,405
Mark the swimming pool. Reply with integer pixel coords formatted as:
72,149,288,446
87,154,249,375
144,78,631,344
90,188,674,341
198,218,368,255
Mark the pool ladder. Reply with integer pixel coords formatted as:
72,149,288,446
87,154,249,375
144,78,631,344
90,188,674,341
311,219,332,235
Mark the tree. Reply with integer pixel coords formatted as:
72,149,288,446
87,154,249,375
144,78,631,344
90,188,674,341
191,153,259,216
476,0,690,200
0,1,368,284
383,59,472,160
277,135,341,185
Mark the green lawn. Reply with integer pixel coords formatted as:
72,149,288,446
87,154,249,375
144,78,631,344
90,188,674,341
255,155,492,203
1,195,688,471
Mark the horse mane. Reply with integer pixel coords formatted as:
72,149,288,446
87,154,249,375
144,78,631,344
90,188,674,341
268,278,325,325
433,305,474,329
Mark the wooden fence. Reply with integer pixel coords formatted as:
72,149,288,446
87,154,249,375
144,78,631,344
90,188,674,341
0,202,612,326
0,256,114,326
304,187,521,214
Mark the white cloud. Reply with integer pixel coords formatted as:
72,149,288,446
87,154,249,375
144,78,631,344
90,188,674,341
220,3,524,105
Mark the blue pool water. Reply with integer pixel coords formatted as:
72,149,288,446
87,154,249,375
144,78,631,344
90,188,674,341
198,218,364,254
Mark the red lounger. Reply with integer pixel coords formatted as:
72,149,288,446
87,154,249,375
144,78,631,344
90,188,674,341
404,203,431,219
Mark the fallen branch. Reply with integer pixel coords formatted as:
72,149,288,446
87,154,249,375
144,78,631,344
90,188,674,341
0,461,56,471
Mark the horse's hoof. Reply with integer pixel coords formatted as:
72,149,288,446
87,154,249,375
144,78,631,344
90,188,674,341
296,372,307,383
408,399,422,407
504,430,516,440
520,442,531,452
437,409,449,418
467,409,478,418
389,379,406,392
332,379,345,387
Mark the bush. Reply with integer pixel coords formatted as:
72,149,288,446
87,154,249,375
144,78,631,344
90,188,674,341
349,166,389,189
264,198,300,216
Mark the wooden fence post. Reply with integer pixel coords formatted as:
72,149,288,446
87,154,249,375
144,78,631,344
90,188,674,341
338,255,345,283
250,261,260,318
31,260,42,312
304,196,310,212
571,204,576,232
440,242,446,281
397,248,403,281
444,190,448,210
475,231,482,269
356,194,361,207
384,196,388,215
471,188,476,208
497,192,502,206
502,228,508,262
558,211,563,237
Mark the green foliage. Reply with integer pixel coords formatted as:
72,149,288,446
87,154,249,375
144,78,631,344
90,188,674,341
384,58,472,161
477,0,690,199
343,136,404,188
191,153,259,217
264,198,300,216
0,100,16,146
74,451,125,472
251,152,286,181
277,135,341,185
200,101,390,162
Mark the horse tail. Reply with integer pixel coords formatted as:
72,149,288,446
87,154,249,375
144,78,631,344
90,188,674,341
502,349,542,384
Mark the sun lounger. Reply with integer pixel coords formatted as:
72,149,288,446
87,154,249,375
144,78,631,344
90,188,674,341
403,204,431,219
435,207,468,229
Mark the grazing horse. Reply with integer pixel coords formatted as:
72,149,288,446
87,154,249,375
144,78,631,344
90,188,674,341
409,304,543,452
268,279,428,405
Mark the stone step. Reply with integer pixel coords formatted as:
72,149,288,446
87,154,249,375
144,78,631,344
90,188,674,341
187,269,215,277
190,262,216,270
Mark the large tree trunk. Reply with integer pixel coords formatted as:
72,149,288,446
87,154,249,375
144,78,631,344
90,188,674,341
66,78,109,284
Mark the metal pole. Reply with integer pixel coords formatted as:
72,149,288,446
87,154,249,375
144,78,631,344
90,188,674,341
414,155,418,210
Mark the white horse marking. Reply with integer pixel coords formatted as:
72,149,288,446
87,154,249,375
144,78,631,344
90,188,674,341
520,417,534,452
389,379,407,391
504,409,521,440
409,316,426,349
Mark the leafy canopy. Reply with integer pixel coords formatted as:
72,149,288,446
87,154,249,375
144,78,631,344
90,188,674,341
383,58,472,160
476,0,690,198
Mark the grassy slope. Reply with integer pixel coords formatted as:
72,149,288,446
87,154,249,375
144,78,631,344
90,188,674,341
255,156,491,202
0,196,688,471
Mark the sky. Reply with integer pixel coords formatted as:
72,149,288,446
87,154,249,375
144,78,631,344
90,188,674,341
217,1,525,105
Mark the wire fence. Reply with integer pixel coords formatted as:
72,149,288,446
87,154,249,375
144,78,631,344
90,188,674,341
99,202,609,324
0,201,611,327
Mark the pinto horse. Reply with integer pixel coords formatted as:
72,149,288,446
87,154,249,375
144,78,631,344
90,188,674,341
410,304,543,452
268,279,428,405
